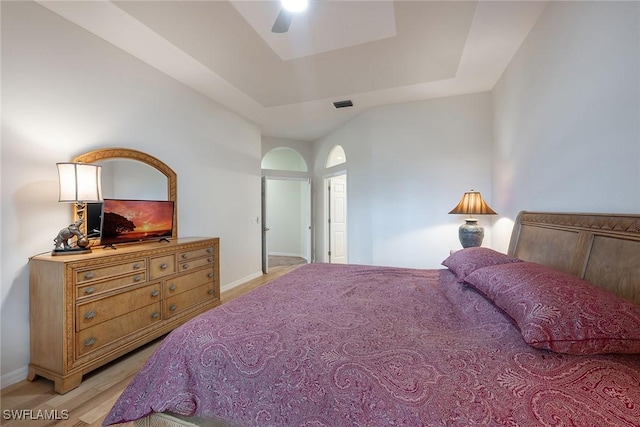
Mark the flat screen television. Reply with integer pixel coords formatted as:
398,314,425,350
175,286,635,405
100,199,174,247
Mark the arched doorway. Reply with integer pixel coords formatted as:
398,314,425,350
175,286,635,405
261,148,311,273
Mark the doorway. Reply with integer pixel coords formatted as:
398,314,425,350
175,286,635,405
325,174,347,264
262,176,311,273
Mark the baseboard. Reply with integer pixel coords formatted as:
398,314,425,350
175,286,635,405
220,271,263,293
1,366,29,390
268,252,307,259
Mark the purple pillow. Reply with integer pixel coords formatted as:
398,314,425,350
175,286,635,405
464,262,640,355
441,247,522,282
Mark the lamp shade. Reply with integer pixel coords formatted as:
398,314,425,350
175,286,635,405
57,163,103,203
448,190,497,216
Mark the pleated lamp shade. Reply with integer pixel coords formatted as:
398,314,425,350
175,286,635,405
448,190,497,216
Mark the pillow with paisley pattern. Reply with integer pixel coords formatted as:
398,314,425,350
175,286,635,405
441,247,522,282
464,262,640,354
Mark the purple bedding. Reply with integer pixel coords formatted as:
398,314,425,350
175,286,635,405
104,263,640,426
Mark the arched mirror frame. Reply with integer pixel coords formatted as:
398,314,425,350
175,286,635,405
72,148,178,238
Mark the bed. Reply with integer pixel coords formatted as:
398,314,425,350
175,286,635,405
104,211,640,427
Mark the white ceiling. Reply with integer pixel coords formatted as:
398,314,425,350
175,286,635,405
37,1,547,141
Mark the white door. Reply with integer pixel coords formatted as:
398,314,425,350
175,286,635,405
328,175,347,264
261,176,269,274
303,179,312,262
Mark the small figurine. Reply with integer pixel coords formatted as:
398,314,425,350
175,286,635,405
53,219,91,255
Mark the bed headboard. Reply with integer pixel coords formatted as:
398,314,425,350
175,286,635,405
507,211,640,305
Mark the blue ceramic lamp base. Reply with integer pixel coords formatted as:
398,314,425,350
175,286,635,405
459,218,484,248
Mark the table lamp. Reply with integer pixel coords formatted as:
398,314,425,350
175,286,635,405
53,162,103,255
449,190,497,248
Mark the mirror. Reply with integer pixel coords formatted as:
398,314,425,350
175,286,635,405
72,148,178,238
100,159,168,200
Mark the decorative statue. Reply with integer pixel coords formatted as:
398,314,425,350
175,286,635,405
53,219,90,253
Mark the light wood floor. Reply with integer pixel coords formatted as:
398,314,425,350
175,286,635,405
0,264,304,427
267,255,306,267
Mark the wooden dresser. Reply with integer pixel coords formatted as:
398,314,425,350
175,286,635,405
28,237,220,394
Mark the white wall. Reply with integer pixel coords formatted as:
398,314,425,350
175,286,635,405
313,93,494,269
266,179,308,258
492,1,640,252
1,1,263,384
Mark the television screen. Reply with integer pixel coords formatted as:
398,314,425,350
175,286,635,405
100,199,174,247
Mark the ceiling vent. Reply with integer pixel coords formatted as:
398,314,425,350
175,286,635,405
333,100,353,109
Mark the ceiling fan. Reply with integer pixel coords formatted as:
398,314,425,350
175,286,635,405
271,0,308,33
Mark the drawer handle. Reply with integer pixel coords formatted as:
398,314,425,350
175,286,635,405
183,263,189,270
181,253,188,259
151,290,160,297
169,284,177,291
169,304,177,311
84,337,96,347
160,263,169,270
84,311,97,320
84,287,95,295
208,289,214,295
208,257,213,263
133,275,142,282
207,248,213,253
151,312,160,319
208,272,214,279
84,272,95,280
133,263,142,269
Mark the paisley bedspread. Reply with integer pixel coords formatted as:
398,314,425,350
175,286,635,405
104,263,640,426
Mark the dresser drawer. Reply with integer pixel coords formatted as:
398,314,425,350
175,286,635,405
178,246,215,261
77,283,161,331
149,254,176,279
178,255,215,273
164,283,216,318
76,302,161,357
76,271,146,300
165,267,214,296
75,259,146,284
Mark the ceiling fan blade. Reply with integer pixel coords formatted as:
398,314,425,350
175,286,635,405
271,8,293,33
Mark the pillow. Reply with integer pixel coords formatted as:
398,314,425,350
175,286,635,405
441,247,522,282
464,262,640,354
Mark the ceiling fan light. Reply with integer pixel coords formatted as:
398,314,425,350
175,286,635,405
281,0,308,13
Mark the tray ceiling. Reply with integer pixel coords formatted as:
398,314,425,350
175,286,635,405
37,1,546,141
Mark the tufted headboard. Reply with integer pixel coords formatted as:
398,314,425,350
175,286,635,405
507,211,640,305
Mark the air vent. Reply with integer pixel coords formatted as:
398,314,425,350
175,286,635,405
333,100,353,109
